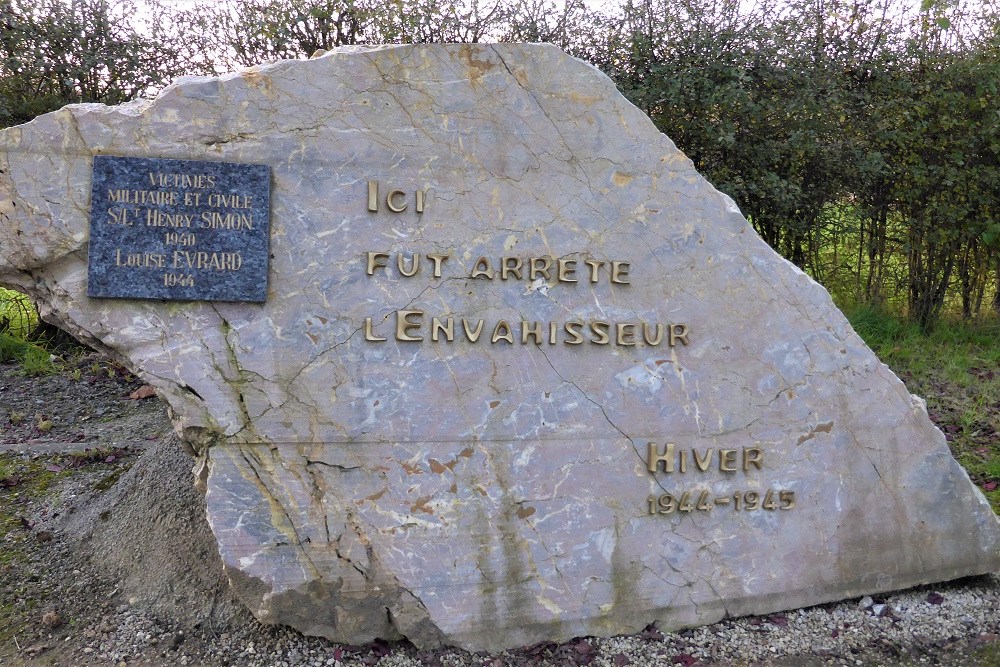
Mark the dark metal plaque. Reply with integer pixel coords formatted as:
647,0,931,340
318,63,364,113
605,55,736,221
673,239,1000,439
87,155,271,302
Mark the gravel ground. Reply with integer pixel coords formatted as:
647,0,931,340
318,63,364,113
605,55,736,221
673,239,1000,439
1,357,999,667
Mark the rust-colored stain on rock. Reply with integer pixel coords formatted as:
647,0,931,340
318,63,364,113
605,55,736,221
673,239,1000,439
516,506,536,519
457,45,496,87
410,495,434,515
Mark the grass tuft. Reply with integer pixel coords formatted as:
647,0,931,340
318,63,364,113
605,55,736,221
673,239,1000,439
0,289,65,375
0,332,31,363
19,345,57,376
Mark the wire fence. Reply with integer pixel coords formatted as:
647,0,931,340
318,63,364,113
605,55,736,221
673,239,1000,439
0,287,38,339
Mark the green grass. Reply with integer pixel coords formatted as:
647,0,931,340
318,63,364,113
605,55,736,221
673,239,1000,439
0,287,37,338
0,288,60,375
0,332,57,375
846,305,1000,512
0,332,31,363
19,344,57,376
972,641,1000,667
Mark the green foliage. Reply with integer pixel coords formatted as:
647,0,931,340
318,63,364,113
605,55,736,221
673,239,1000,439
0,332,57,374
0,289,63,374
599,0,1000,329
971,642,1000,667
0,332,31,363
0,287,49,370
846,305,921,349
172,0,606,70
0,287,37,338
0,0,213,128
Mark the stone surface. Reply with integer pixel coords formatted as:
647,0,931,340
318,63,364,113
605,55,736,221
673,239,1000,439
0,44,997,653
88,155,270,302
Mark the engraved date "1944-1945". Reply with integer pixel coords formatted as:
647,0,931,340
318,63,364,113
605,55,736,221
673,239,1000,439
648,489,796,515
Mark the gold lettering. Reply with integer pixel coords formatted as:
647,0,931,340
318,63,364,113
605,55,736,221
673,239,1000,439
427,253,448,277
719,449,738,472
198,210,253,230
416,189,425,213
470,256,495,279
642,323,664,346
501,256,523,280
529,257,552,281
148,210,196,228
107,207,134,225
206,193,252,209
115,248,166,268
395,310,424,341
167,250,239,271
223,252,242,271
584,259,604,283
616,323,636,346
647,442,675,473
387,189,407,212
357,314,684,349
108,189,179,206
679,449,687,473
521,321,543,345
694,449,713,472
462,318,485,342
611,261,631,284
364,317,386,342
564,321,584,345
397,253,420,277
743,448,763,471
368,181,378,211
590,321,610,345
366,252,389,275
557,258,577,282
149,172,214,188
670,324,690,346
431,317,454,342
491,320,513,344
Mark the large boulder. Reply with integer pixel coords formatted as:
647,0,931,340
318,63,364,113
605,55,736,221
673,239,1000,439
1,44,997,652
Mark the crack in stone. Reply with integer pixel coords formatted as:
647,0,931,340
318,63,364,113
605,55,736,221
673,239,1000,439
236,446,322,579
535,346,669,496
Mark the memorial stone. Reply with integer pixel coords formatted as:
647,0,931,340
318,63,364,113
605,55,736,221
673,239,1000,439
0,44,997,652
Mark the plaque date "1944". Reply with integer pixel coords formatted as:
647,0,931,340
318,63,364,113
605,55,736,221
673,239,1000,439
647,489,795,515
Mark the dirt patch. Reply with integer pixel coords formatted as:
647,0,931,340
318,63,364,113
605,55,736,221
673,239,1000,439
59,430,248,632
0,358,253,665
0,353,169,451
